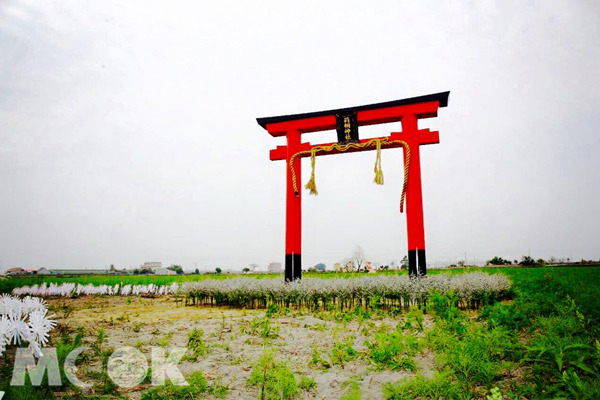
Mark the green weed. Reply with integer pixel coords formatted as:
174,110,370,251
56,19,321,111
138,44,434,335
384,372,462,400
241,316,280,339
339,377,362,400
185,328,207,361
140,370,208,399
247,349,298,400
365,325,419,371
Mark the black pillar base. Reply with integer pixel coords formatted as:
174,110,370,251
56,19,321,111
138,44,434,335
408,250,417,277
408,249,427,277
285,254,302,282
418,249,427,276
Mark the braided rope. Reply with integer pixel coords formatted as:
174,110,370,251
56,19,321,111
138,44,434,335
288,137,410,213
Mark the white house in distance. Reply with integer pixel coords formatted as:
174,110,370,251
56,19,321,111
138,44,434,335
268,262,282,274
36,268,109,275
141,262,162,270
154,268,176,275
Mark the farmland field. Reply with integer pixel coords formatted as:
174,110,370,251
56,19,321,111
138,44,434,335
1,266,599,399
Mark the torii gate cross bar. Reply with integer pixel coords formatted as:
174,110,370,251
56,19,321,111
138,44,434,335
257,91,450,281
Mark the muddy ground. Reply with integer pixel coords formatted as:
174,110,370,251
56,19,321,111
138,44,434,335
48,296,437,399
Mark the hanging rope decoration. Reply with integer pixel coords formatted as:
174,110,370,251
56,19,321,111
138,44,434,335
289,138,411,213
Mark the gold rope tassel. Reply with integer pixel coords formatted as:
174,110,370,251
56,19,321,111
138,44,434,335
304,149,318,195
373,139,384,185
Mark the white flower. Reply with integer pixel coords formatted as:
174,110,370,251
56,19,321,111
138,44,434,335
28,339,42,358
0,333,6,358
28,309,56,347
0,295,56,359
0,315,9,357
22,296,49,314
7,313,31,345
1,295,23,317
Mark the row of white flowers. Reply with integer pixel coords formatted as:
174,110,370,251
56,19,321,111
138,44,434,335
9,273,511,310
0,294,56,358
181,272,512,309
12,282,181,298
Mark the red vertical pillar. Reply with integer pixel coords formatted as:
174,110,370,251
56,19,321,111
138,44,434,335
285,129,302,281
402,115,427,276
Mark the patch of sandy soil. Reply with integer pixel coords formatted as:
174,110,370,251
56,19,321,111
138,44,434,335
48,296,438,399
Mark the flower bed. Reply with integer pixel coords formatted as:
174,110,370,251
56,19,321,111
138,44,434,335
181,273,511,310
11,273,511,310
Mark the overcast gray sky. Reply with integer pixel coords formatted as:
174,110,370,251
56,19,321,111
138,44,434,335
1,0,599,271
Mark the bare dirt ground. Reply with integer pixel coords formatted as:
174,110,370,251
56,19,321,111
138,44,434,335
48,296,437,399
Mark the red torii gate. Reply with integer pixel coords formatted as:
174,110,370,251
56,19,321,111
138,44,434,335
257,91,449,281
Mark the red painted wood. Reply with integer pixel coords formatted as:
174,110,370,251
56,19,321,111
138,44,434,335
285,129,302,256
265,102,440,136
401,115,426,251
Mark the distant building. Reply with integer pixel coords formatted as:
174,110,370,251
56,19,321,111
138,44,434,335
154,268,176,275
6,268,38,275
366,261,375,273
41,269,109,276
141,262,162,270
22,269,38,275
37,268,52,275
6,268,26,276
268,262,282,274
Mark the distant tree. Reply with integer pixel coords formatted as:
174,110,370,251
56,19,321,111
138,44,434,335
378,265,389,271
486,256,511,266
109,264,116,272
249,263,259,272
352,246,367,272
344,260,355,272
194,268,200,275
135,268,154,275
536,258,546,266
215,267,222,274
401,256,409,270
314,263,326,272
242,267,250,274
519,256,536,266
168,265,184,275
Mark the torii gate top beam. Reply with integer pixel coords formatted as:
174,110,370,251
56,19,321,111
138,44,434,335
256,91,449,136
